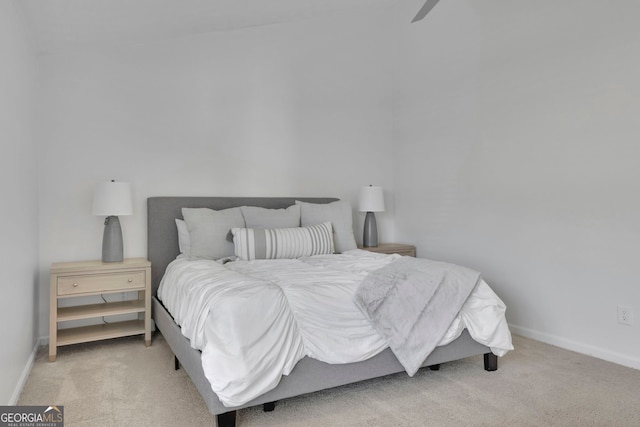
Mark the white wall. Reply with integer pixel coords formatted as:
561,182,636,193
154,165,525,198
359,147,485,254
393,0,640,368
0,0,39,404
36,10,396,337
25,0,640,392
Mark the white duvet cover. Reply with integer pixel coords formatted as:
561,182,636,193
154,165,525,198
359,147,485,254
158,250,513,407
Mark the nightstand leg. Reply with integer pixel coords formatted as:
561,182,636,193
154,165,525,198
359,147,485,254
49,344,57,362
49,273,57,362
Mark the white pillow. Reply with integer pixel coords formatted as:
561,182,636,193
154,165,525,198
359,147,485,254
182,207,245,260
296,200,357,253
240,205,300,228
231,222,334,261
175,219,191,256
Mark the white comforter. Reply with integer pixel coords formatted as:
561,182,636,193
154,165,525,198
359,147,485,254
158,250,513,407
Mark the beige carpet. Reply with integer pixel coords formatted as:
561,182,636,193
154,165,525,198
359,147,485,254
19,334,640,426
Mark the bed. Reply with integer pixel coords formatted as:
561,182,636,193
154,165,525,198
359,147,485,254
148,196,512,427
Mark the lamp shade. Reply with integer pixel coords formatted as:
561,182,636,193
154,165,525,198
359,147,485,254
92,181,132,216
359,185,385,212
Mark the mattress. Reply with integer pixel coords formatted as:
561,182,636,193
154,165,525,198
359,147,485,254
158,249,513,407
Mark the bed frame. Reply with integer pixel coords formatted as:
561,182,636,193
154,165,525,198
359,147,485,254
147,196,498,427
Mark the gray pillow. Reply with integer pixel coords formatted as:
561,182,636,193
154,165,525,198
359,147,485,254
240,205,300,228
296,200,357,253
181,207,245,260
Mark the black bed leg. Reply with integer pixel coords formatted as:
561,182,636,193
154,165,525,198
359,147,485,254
216,411,236,427
428,364,440,371
263,401,276,412
174,356,180,371
484,353,498,371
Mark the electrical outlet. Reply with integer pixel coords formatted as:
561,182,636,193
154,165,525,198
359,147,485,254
617,305,634,326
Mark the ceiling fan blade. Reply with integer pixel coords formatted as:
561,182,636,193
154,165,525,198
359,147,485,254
411,0,441,23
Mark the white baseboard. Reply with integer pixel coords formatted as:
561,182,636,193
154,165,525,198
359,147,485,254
509,324,640,371
8,338,45,405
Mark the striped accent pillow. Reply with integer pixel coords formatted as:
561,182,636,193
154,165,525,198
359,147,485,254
231,222,335,261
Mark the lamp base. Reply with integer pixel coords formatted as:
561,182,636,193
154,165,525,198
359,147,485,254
102,216,124,262
363,211,378,247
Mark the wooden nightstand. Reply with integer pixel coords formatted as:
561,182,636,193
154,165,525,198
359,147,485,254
49,258,151,362
359,243,416,257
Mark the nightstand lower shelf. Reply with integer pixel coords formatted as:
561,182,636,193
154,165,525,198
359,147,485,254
57,319,146,347
58,300,145,322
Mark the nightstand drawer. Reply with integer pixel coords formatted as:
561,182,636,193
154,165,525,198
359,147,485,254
57,271,145,296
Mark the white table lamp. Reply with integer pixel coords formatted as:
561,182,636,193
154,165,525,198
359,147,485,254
359,185,385,247
93,180,132,262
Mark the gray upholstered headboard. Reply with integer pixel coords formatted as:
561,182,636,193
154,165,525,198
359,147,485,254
147,196,339,296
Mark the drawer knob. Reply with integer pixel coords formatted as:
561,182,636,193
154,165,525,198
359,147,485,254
73,283,78,287
128,278,133,283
